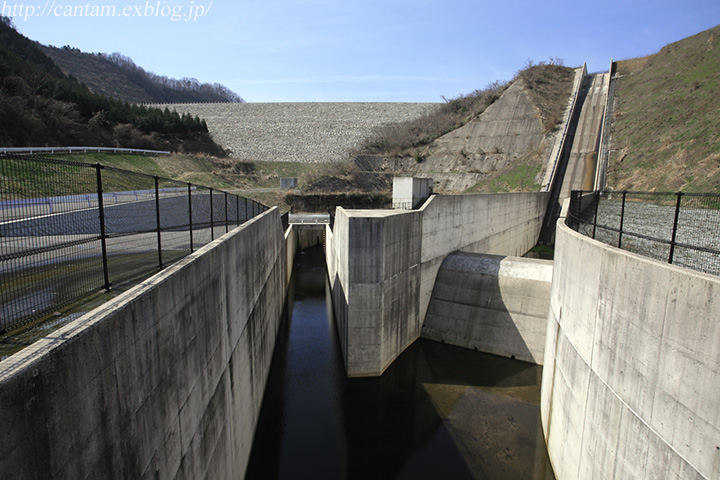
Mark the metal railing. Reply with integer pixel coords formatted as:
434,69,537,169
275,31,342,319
0,154,268,334
567,190,720,276
288,213,330,224
0,146,170,155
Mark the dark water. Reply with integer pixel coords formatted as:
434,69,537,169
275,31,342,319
245,247,555,480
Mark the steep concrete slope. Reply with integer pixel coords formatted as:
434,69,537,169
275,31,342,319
377,78,573,193
432,81,547,164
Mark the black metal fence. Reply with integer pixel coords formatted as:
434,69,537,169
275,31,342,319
0,154,269,334
567,190,720,276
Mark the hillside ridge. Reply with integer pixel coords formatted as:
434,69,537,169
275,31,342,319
40,45,244,104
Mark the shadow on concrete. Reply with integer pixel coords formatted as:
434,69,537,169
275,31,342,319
423,252,550,365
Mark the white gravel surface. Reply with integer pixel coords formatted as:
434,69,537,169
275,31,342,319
160,102,439,163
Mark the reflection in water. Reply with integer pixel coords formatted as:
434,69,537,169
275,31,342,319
245,247,555,479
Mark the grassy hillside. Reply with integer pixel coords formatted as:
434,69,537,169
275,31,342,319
41,46,244,104
609,25,720,192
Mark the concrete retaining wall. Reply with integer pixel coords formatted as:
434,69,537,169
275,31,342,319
0,209,287,479
328,192,549,377
541,212,720,480
423,252,552,365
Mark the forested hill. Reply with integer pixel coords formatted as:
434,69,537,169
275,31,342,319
0,16,224,154
40,45,244,104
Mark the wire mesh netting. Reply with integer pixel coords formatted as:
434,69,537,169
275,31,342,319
0,155,269,334
568,191,720,276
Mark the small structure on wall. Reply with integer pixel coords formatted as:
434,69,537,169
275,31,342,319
281,177,298,189
393,177,433,209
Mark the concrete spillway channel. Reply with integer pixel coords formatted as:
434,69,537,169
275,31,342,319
558,73,610,199
246,246,554,479
540,72,610,244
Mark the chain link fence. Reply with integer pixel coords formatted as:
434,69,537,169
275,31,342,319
567,190,720,276
0,154,269,334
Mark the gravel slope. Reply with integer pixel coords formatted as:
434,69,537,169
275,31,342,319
161,102,438,163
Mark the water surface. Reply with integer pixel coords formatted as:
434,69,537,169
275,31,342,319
246,247,554,479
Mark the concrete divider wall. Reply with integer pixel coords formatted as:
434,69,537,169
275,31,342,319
328,208,422,377
329,192,549,377
285,224,297,287
541,213,720,480
0,209,287,479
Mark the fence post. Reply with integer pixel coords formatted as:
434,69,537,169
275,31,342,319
618,191,627,249
245,197,249,222
236,195,240,226
669,192,684,264
210,187,215,241
592,191,600,239
154,176,163,269
188,183,194,253
95,163,111,290
225,191,229,233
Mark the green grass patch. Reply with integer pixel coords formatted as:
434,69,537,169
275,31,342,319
610,25,720,193
528,245,554,260
465,164,542,193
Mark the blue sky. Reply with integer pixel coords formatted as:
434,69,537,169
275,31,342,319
8,0,720,102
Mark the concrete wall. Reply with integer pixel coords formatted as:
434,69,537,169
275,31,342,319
328,192,549,377
418,192,550,324
0,209,287,479
541,211,720,480
285,224,297,288
423,252,552,365
328,209,422,377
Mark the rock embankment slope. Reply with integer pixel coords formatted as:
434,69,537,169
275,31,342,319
161,102,438,163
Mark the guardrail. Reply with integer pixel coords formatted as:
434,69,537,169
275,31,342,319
567,190,720,276
594,60,616,191
0,146,171,155
288,214,330,224
0,154,268,334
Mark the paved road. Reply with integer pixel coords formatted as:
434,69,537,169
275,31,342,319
1,193,256,237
